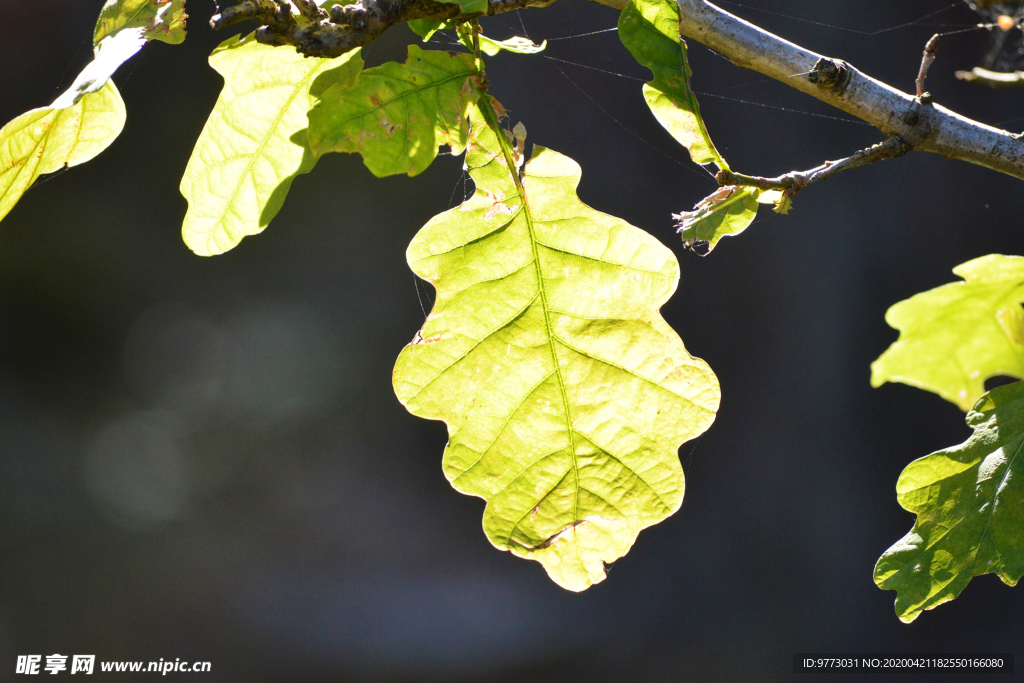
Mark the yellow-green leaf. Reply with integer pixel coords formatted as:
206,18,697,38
93,0,187,46
393,103,720,590
0,82,126,224
676,185,759,253
618,0,726,168
180,34,362,256
408,19,449,41
0,0,182,224
872,254,1024,410
875,380,1024,622
53,0,188,110
436,0,488,14
478,35,547,56
307,46,478,177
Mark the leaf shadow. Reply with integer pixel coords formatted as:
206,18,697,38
258,67,344,227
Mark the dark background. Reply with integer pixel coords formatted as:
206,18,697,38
2,0,1024,680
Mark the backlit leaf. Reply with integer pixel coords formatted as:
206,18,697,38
875,379,1024,622
0,0,181,224
453,26,546,55
676,186,759,253
435,0,489,14
93,0,187,45
408,19,448,41
180,33,362,256
618,0,726,168
393,103,720,590
308,46,478,177
478,35,547,56
0,82,126,224
53,0,188,109
872,254,1024,410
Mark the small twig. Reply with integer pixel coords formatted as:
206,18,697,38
956,67,1024,88
715,136,913,197
291,0,328,22
916,34,940,98
210,0,289,30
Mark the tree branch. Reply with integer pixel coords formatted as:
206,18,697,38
956,67,1024,88
213,0,1024,182
716,135,912,194
210,0,555,57
660,0,1024,182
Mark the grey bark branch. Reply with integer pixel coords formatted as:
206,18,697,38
661,0,1024,181
716,136,913,193
213,0,1024,182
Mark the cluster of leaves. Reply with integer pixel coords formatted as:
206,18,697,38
618,0,1024,622
0,0,729,590
871,255,1024,622
3,0,1023,614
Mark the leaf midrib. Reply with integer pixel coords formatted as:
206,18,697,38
480,100,584,550
325,68,473,130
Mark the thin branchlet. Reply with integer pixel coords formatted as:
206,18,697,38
916,34,940,98
716,136,913,195
956,67,1024,87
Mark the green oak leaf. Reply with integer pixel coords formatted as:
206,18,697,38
476,35,547,56
393,102,720,590
453,26,546,55
618,0,726,169
875,379,1024,622
308,46,478,177
872,254,1024,410
408,19,452,41
93,0,188,46
53,0,188,109
435,0,489,14
180,34,362,256
0,81,126,224
676,186,778,253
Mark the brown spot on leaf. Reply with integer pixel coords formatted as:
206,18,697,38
378,116,401,135
412,330,453,345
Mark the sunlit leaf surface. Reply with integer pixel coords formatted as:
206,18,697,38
876,380,1024,622
308,46,478,177
180,34,362,255
676,185,763,253
393,103,720,590
0,82,126,223
53,0,188,109
93,0,187,45
618,0,725,168
0,0,184,224
872,255,1024,410
478,34,547,56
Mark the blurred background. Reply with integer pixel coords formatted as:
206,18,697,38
2,0,1024,680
